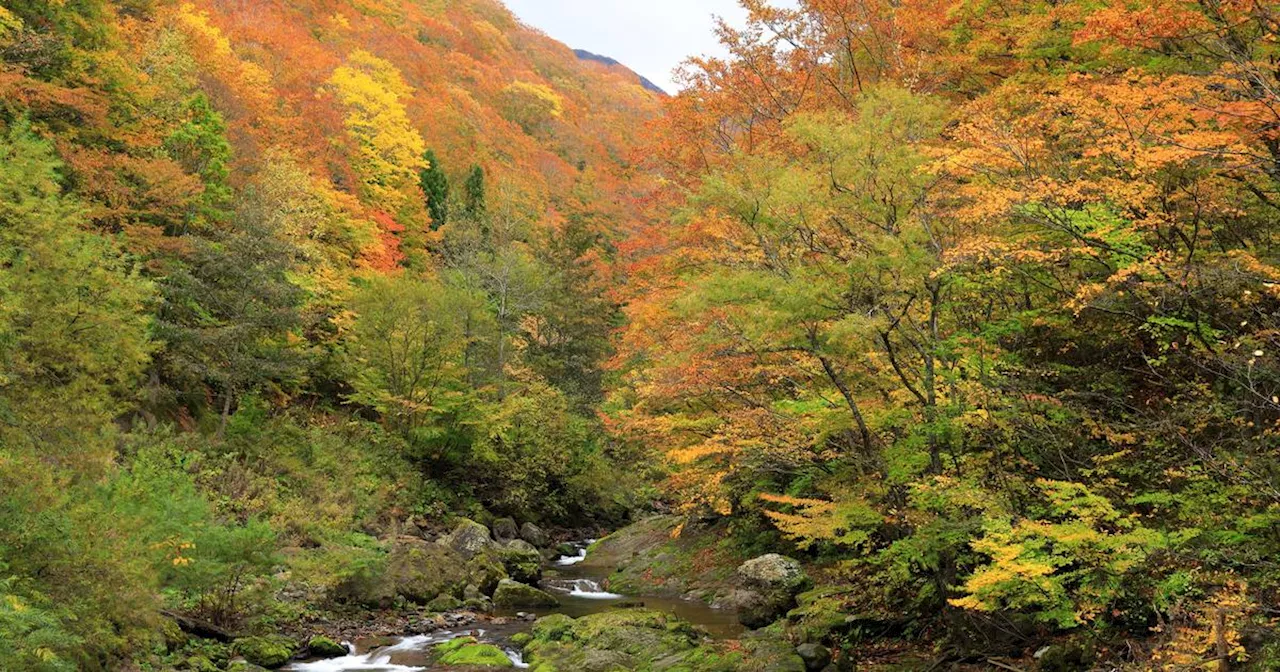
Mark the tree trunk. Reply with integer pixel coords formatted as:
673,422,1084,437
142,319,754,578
216,387,233,440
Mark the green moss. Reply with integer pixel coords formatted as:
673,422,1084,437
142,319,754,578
427,594,463,612
435,637,514,667
493,579,559,608
232,635,297,668
308,635,348,657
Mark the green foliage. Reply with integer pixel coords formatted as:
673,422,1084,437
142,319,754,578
154,203,305,430
420,148,450,228
0,119,154,460
345,273,480,435
464,164,486,220
164,94,233,228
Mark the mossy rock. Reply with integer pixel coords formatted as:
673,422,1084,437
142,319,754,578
227,662,270,672
308,635,348,657
531,613,577,641
468,549,510,596
493,578,560,608
436,636,514,667
441,518,497,559
498,539,544,584
428,594,463,612
511,632,533,647
183,655,219,672
232,635,297,669
524,610,755,672
388,537,470,604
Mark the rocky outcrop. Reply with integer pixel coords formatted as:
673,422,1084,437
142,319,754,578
733,554,811,629
492,578,560,608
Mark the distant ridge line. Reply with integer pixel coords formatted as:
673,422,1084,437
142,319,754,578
573,49,668,96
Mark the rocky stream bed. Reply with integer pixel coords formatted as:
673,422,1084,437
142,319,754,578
221,518,828,672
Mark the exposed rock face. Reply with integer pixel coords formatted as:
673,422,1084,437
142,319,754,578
519,521,550,547
733,554,811,629
493,578,560,608
439,518,496,559
492,517,519,542
387,537,469,603
498,539,543,584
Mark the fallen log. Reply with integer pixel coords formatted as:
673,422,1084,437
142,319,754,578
161,610,237,643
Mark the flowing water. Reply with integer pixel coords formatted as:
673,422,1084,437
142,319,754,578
288,539,740,671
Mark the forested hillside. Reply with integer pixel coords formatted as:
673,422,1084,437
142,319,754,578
0,0,659,668
4,0,1280,670
610,0,1280,668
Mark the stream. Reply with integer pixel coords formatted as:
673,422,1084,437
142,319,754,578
288,540,740,671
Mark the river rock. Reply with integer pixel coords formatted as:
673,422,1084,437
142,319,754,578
519,521,550,547
232,635,297,669
467,549,509,595
733,554,811,629
227,662,270,672
307,635,348,657
388,537,469,603
493,578,560,608
492,517,519,541
796,643,832,671
738,554,809,590
439,518,496,558
498,539,543,583
427,594,462,612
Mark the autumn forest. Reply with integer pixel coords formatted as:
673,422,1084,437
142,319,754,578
1,0,1279,670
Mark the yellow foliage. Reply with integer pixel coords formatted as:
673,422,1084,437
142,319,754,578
328,50,427,205
1151,579,1253,669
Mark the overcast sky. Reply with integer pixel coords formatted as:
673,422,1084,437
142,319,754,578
502,0,753,93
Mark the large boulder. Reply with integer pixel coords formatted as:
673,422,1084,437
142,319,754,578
387,537,470,603
467,549,510,595
734,554,810,629
519,522,550,547
738,554,809,591
493,578,560,608
440,518,497,559
498,539,543,584
232,636,297,669
492,517,519,542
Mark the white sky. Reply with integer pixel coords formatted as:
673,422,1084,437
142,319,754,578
502,0,753,93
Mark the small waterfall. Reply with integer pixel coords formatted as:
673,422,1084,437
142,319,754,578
505,648,531,668
287,631,463,672
544,577,622,600
555,547,587,566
